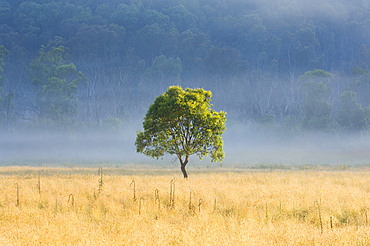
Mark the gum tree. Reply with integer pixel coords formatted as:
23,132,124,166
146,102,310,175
28,46,84,126
135,86,226,178
0,45,12,127
300,69,333,130
338,91,368,131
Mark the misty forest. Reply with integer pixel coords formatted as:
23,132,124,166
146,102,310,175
0,0,370,166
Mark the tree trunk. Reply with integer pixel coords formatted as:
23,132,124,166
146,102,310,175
180,164,188,178
180,156,189,179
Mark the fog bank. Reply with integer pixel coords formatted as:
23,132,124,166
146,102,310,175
1,124,369,168
223,127,370,167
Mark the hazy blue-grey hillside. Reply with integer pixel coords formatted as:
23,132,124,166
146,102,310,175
0,0,369,166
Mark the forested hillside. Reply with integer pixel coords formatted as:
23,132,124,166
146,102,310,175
0,0,369,133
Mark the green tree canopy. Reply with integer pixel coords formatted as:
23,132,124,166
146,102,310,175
0,45,13,128
144,55,182,82
164,4,197,32
300,69,333,130
66,23,125,61
0,45,7,88
110,3,139,32
135,86,226,178
338,91,368,131
28,46,84,126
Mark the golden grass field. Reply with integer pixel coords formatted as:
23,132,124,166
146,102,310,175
0,166,369,245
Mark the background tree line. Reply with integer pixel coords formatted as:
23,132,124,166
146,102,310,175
0,0,369,134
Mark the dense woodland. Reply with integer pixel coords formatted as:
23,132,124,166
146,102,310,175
0,0,370,134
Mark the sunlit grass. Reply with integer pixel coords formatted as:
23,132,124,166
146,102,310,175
0,167,369,245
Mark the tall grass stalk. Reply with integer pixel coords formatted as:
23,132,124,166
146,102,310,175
130,180,137,202
315,200,323,234
68,194,74,206
98,167,103,193
154,189,160,210
198,199,203,213
169,178,175,209
330,216,333,230
189,189,195,211
37,175,41,195
15,183,19,207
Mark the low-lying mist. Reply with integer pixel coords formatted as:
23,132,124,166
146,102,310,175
1,122,369,168
223,125,370,168
1,125,145,166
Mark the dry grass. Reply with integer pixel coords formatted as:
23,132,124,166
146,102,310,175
0,167,369,245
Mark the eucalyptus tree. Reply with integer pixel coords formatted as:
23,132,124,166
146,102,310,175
300,69,333,130
28,46,84,126
0,45,13,127
338,91,369,131
135,86,226,178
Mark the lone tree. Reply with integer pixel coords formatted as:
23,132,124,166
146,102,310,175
135,86,226,178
